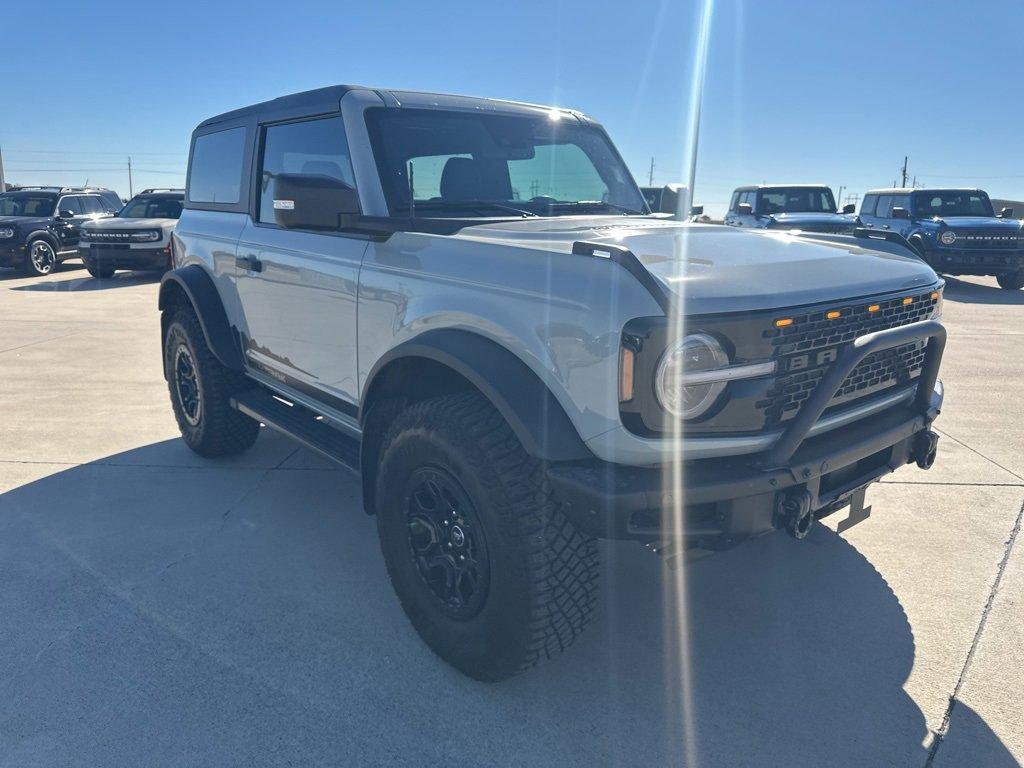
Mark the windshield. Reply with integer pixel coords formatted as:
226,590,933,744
0,193,57,217
758,187,836,214
912,190,994,218
366,108,648,217
118,195,183,219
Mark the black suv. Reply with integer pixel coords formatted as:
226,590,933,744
0,186,122,276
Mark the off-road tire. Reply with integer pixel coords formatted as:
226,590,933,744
85,259,116,279
163,305,259,457
375,391,598,681
996,270,1024,290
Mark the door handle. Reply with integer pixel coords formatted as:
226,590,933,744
236,254,263,272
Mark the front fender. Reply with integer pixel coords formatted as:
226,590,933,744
158,265,244,371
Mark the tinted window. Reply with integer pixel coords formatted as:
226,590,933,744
101,192,123,212
729,191,740,211
912,191,995,218
366,108,646,217
0,193,56,216
758,187,836,214
861,195,877,216
120,195,184,219
81,196,103,214
875,195,894,218
189,126,246,204
258,116,356,224
57,196,84,215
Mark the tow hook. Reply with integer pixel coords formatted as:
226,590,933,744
775,488,815,540
913,430,940,470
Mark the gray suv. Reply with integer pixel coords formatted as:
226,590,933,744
161,85,947,680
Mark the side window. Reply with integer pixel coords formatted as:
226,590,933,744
860,195,877,216
891,194,911,213
875,195,895,218
739,191,755,209
729,191,740,212
189,126,246,205
57,196,84,215
81,196,103,214
258,116,356,224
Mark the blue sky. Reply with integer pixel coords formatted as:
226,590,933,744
2,0,1023,216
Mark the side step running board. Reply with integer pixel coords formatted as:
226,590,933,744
231,388,360,472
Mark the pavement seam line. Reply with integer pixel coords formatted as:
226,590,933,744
924,495,1024,767
0,330,87,356
934,427,1024,482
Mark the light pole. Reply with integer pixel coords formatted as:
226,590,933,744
676,0,715,220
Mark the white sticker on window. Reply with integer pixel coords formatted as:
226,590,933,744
273,199,295,210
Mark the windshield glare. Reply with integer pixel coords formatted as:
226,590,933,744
913,191,994,218
0,193,57,217
119,195,184,219
759,187,836,214
366,108,648,217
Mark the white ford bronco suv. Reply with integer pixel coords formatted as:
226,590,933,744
161,85,946,681
79,189,183,278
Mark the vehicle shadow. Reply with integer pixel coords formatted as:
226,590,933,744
8,270,162,292
0,436,1016,767
942,275,1024,305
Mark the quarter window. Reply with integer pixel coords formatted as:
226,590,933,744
258,116,357,224
189,126,246,204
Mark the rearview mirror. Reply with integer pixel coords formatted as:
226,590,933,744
272,173,361,230
737,203,753,215
891,207,911,220
1000,207,1014,219
842,203,856,214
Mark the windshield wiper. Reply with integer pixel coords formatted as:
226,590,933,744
402,200,539,218
548,201,645,216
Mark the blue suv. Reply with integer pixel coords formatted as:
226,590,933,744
860,188,1024,290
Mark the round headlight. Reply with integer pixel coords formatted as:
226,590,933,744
655,333,729,419
940,231,957,245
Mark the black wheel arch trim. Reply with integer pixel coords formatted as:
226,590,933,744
361,329,593,462
158,265,244,373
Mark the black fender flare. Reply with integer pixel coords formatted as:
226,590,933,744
158,265,244,372
361,329,593,462
25,229,59,250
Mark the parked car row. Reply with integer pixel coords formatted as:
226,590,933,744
719,183,1024,290
0,186,183,277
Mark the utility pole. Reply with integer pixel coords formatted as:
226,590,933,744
0,145,6,193
648,157,655,186
900,156,908,187
836,185,845,209
127,156,133,197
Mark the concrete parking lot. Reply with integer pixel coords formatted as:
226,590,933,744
1,263,1022,767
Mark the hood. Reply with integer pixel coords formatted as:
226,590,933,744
767,212,857,226
458,217,938,315
82,217,176,230
936,216,1023,231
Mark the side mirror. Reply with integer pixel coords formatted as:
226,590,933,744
272,173,361,230
689,205,704,216
842,203,856,214
59,209,76,219
891,207,911,220
1000,207,1014,218
737,203,753,215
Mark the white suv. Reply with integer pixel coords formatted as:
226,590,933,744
79,189,183,278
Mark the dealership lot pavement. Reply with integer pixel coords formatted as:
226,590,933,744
1,264,1022,767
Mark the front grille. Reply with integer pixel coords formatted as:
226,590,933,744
84,231,136,242
949,230,1022,250
756,289,938,427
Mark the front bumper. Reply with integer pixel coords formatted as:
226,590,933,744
548,319,946,548
0,244,24,267
79,243,171,271
925,246,1024,275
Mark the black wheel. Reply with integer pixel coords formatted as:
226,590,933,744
163,305,259,457
375,391,598,681
85,259,116,279
996,270,1024,290
24,238,58,276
